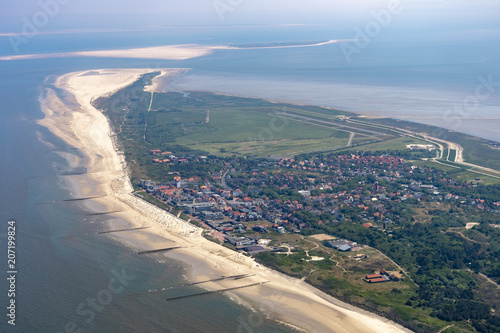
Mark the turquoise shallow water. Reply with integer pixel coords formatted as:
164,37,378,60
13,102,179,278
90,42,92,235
0,24,498,332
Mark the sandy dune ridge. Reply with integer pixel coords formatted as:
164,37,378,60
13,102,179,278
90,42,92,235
39,68,411,333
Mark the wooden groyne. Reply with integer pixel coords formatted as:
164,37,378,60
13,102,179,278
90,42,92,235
97,226,151,234
84,210,125,216
165,281,269,301
137,246,182,255
62,196,105,202
61,170,88,176
145,274,256,294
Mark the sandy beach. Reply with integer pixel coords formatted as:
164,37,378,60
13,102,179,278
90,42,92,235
39,68,412,333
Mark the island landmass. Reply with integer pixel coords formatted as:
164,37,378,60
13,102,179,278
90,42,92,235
41,68,500,333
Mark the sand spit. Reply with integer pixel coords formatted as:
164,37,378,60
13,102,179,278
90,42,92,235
225,39,353,50
39,68,412,333
144,68,189,93
0,40,353,61
0,44,220,61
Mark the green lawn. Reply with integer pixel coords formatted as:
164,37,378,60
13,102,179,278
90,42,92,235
177,108,343,144
341,136,427,152
147,93,408,157
146,99,359,156
448,149,457,162
187,136,350,157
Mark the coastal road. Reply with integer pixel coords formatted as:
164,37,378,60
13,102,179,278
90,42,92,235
348,116,500,177
276,112,383,137
347,132,355,146
423,135,463,162
424,135,500,179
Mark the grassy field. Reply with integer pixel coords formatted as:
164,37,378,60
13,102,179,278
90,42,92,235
448,148,457,162
145,92,387,157
453,171,500,185
412,160,500,185
346,136,431,152
188,136,350,157
147,91,424,157
176,108,345,143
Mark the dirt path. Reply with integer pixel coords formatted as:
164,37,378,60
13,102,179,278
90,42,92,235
437,324,454,333
143,91,154,141
371,247,418,287
445,230,489,245
347,132,355,146
477,272,500,290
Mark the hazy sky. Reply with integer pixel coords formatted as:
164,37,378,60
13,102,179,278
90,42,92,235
1,0,499,30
